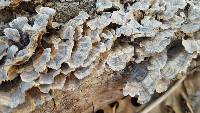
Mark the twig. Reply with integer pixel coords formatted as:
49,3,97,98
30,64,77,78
140,76,186,113
189,65,200,72
181,92,194,113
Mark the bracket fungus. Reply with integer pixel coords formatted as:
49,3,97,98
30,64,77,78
1,0,200,112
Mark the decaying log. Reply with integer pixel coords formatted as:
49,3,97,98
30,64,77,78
1,0,200,113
